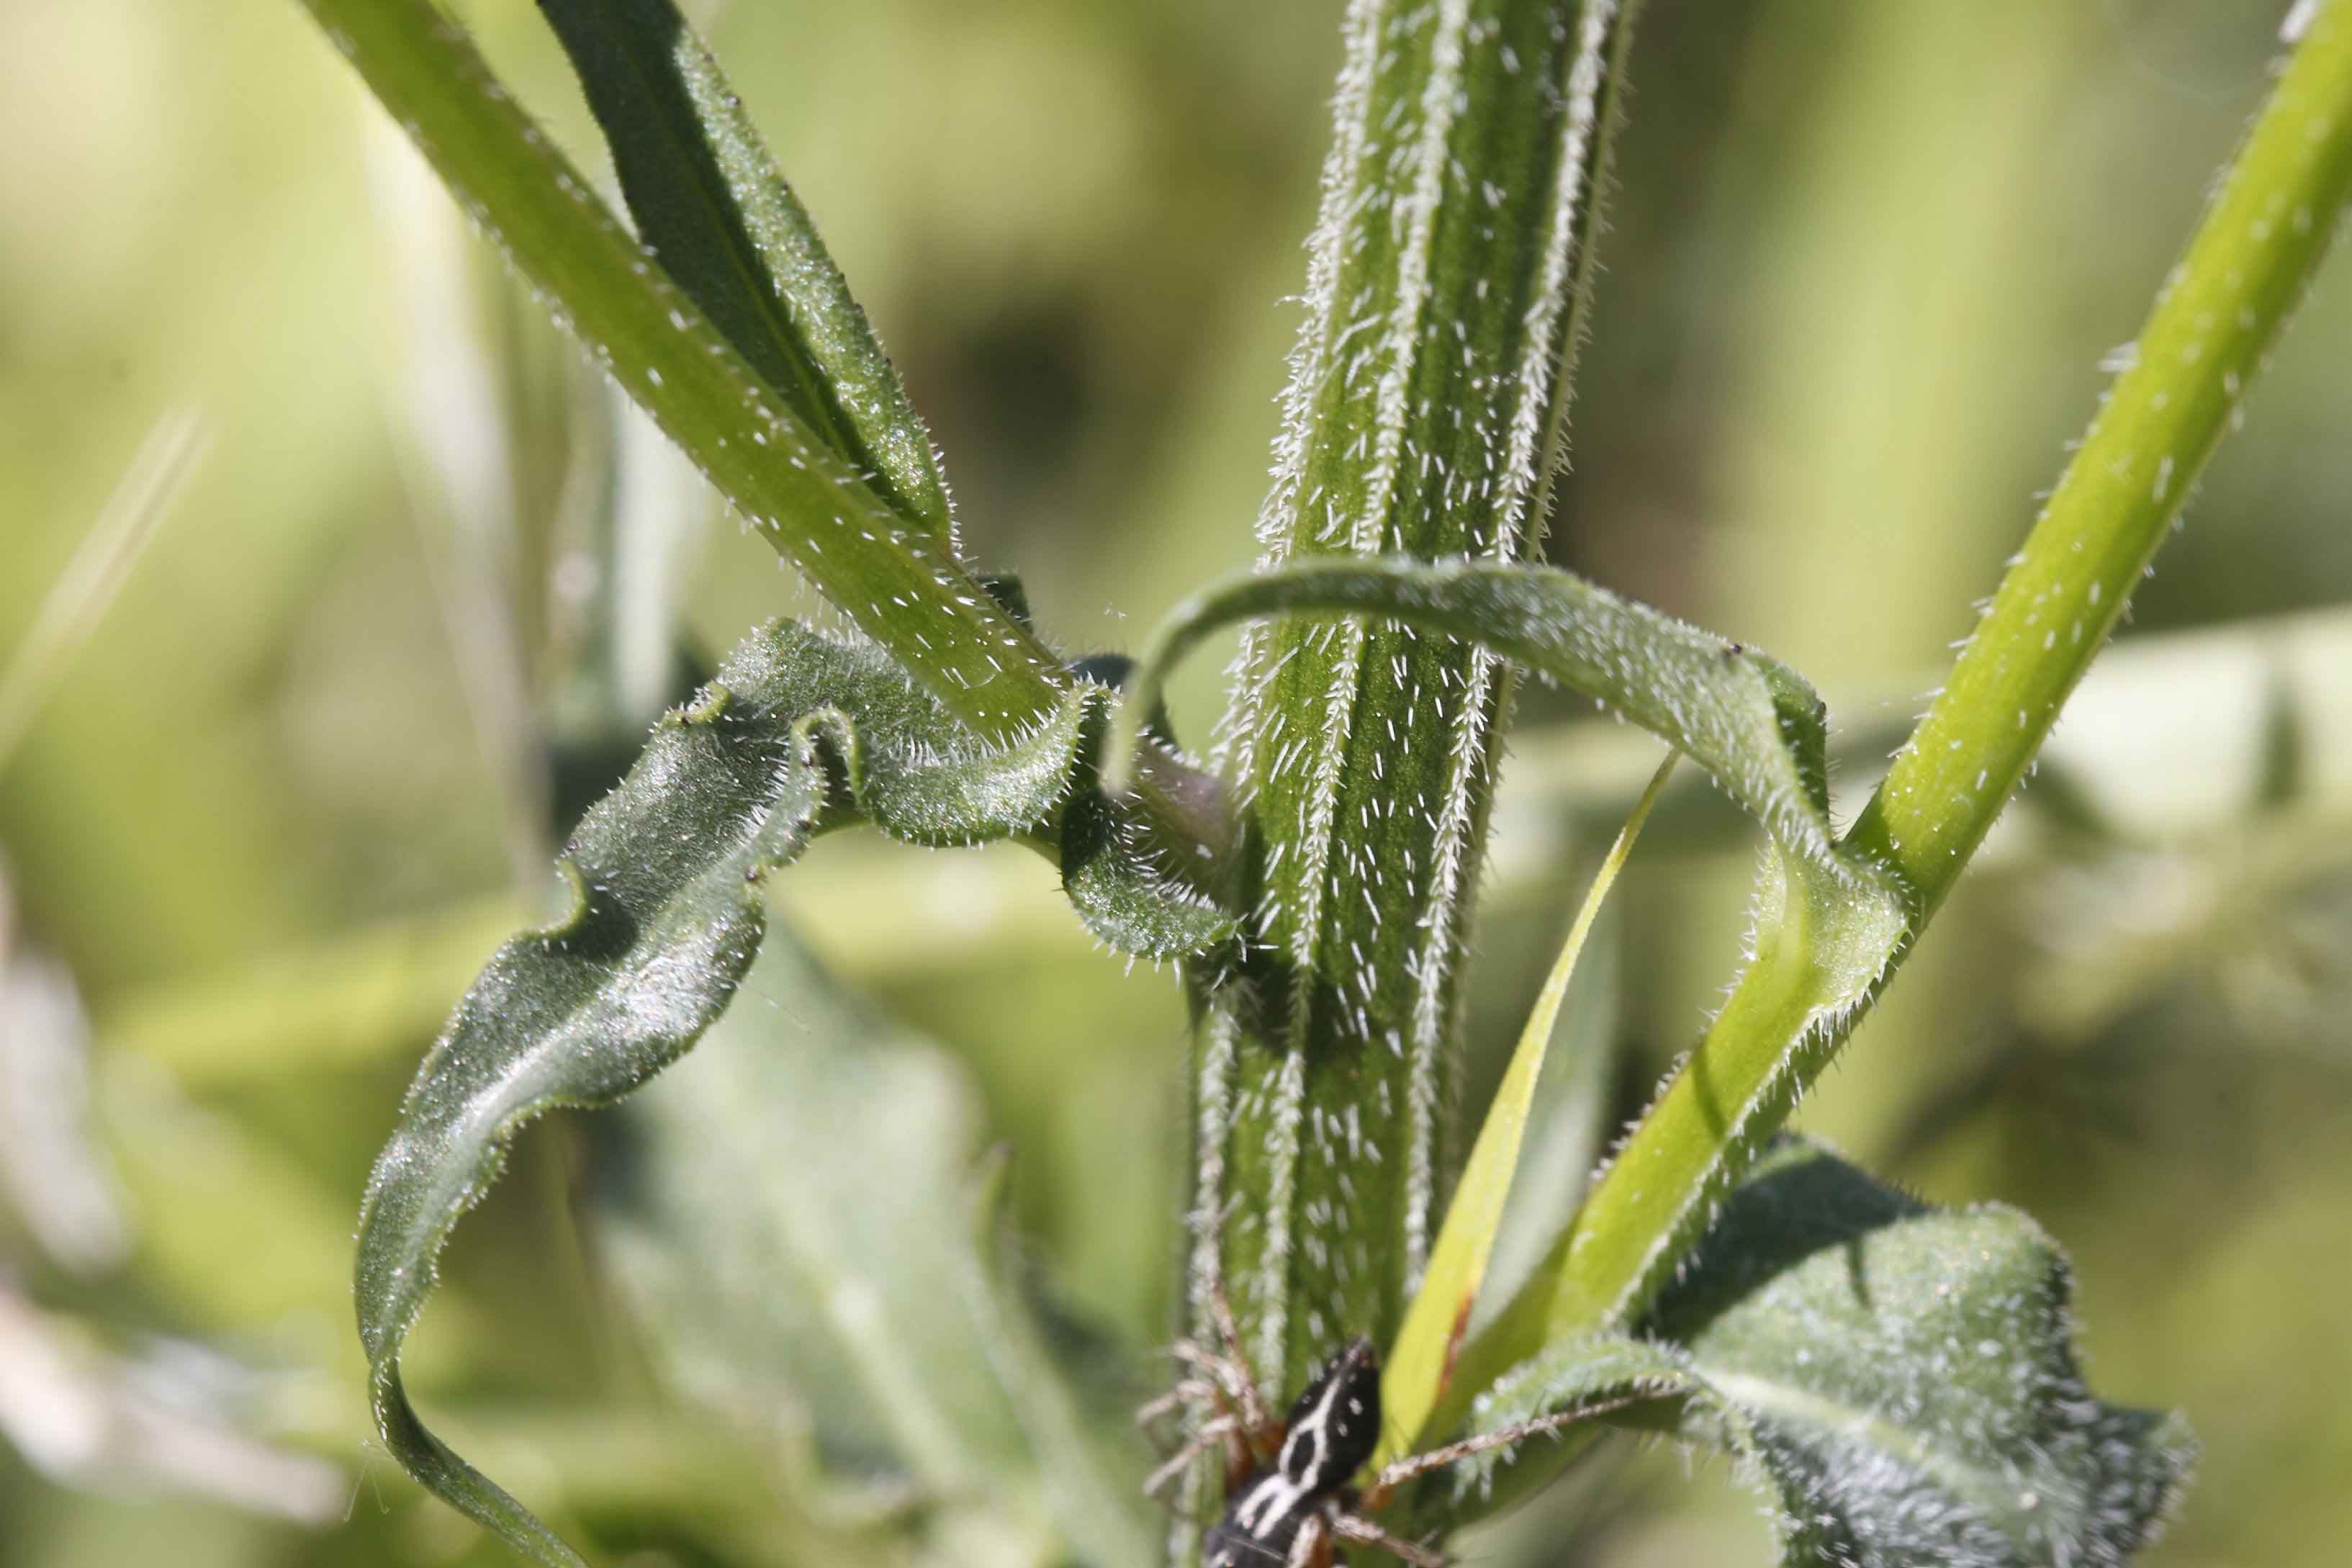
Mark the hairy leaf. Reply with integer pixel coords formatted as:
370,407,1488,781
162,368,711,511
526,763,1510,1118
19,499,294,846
1119,557,1873,888
1450,1140,2192,1568
355,617,1223,1565
536,0,956,546
587,931,1154,1568
1127,554,1929,1438
1132,550,1919,1455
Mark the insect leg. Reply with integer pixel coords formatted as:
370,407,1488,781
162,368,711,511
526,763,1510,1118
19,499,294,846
1361,1389,1662,1503
1328,1511,1448,1568
1283,1513,1330,1568
1136,1377,1222,1429
1144,1413,1240,1500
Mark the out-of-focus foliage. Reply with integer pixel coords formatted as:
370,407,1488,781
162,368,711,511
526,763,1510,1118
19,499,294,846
2,2,2348,1566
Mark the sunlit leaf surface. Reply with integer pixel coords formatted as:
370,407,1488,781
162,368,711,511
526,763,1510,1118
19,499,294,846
1454,1140,2193,1567
353,615,1219,1564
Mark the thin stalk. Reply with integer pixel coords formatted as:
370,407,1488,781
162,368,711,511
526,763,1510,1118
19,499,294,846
1530,0,2352,1361
1848,6,2352,905
300,0,1062,743
0,411,207,775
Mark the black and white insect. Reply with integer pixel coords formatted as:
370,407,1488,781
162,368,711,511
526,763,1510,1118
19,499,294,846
1144,1292,1653,1568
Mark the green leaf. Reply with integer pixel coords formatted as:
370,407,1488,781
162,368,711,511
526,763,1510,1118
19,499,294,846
536,0,956,546
353,616,1219,1565
1114,556,1878,891
1451,1140,2193,1568
1376,749,1676,1465
587,930,1154,1568
1130,551,1915,1423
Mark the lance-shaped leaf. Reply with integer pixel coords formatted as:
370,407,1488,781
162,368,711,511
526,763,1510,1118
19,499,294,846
354,616,1225,1566
586,930,1155,1568
536,0,956,546
1376,750,1675,1464
1445,1140,2193,1568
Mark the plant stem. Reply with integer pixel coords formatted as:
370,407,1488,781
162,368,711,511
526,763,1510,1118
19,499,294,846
1197,0,1639,1410
1556,0,2352,1349
1848,4,2352,904
299,0,1062,744
1430,15,2352,1474
300,0,1236,879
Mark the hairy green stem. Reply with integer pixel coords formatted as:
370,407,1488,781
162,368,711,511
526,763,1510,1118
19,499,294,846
300,0,1237,882
1194,0,1639,1420
1848,7,2352,904
1470,0,2352,1403
299,0,1060,743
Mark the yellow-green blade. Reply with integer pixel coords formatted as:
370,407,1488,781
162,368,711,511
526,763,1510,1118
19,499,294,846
1375,749,1677,1464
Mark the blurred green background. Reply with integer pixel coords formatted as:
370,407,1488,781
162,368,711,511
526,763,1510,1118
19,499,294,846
4,1,2349,1564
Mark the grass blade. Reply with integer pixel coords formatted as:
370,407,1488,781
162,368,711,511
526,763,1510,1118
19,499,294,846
1376,749,1676,1464
0,410,206,775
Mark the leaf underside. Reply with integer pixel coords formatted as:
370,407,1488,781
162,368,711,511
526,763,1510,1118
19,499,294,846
1449,1139,2193,1568
353,613,1225,1566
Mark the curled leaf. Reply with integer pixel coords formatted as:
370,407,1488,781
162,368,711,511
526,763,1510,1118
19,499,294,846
354,617,1227,1563
1112,557,1873,888
1150,557,1921,1414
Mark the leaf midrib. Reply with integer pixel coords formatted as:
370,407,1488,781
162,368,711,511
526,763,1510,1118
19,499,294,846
1700,1365,2060,1545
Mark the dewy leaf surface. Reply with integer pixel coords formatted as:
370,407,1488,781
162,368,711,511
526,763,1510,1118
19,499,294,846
353,617,1217,1565
536,0,958,545
587,931,1154,1568
1451,1140,2192,1568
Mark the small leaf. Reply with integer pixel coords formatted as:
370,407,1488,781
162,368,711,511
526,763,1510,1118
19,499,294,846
1452,1140,2194,1568
1056,713,1239,961
1377,749,1676,1464
536,0,956,545
354,617,1220,1563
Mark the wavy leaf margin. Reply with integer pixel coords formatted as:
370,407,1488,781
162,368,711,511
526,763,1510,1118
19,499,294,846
355,619,1228,1563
